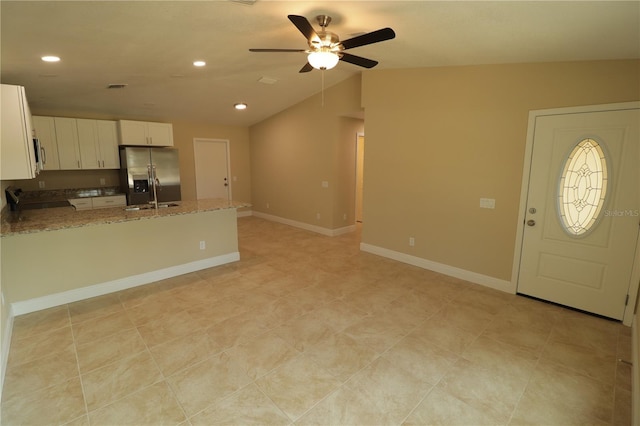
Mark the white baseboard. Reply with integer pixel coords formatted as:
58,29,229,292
252,211,356,237
360,242,514,294
11,252,240,316
237,209,252,218
1,303,14,404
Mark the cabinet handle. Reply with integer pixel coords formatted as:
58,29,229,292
77,160,81,168
41,147,47,164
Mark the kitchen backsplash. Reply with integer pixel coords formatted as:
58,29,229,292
12,169,120,192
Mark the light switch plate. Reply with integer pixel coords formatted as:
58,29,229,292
480,198,496,209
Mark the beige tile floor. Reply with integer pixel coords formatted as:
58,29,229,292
1,216,633,425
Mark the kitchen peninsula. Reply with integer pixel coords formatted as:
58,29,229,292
1,199,249,315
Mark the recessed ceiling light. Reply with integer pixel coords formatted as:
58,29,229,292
234,103,248,110
41,56,60,62
193,60,206,67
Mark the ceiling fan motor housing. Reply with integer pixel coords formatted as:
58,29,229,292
310,31,340,51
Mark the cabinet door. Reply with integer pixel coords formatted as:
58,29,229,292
0,84,36,179
118,120,148,145
147,122,174,146
68,198,93,210
32,116,60,170
92,195,126,209
55,117,82,170
96,120,119,168
76,119,100,169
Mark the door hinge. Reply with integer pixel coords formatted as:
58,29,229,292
625,294,629,306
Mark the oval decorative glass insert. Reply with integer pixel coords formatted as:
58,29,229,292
558,138,608,236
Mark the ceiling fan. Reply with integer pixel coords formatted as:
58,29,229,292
250,15,396,72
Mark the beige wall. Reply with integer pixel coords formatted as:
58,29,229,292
14,169,120,192
361,59,640,281
249,75,364,229
172,120,251,204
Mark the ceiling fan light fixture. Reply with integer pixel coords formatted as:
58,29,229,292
307,51,339,70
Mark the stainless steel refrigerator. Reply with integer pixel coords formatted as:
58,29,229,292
119,147,181,205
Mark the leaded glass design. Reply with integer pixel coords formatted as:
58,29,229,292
558,138,608,236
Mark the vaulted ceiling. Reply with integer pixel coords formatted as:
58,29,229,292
2,1,638,126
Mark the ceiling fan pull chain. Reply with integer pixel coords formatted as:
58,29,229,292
321,69,325,107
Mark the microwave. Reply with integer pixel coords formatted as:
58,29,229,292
33,137,43,173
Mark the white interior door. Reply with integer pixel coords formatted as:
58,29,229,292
517,106,639,320
355,134,365,223
194,138,230,200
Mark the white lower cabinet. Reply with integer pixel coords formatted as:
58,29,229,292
68,198,93,210
69,195,126,210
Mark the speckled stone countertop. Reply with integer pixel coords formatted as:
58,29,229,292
1,199,251,237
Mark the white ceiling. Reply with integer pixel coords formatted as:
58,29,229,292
1,1,638,127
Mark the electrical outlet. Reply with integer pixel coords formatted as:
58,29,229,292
199,241,206,250
343,213,347,220
266,202,270,209
409,237,415,247
316,213,321,220
321,181,329,188
480,198,496,209
100,178,106,185
38,181,45,189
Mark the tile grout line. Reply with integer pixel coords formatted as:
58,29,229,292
505,306,561,425
68,303,92,426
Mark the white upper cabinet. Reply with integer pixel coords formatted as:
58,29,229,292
76,119,119,169
54,117,119,170
54,117,82,170
96,120,119,168
1,84,37,179
32,116,61,170
118,120,173,146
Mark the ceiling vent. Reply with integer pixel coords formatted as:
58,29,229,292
228,0,256,5
107,83,127,89
258,76,278,85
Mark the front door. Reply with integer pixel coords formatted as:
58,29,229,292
517,105,639,320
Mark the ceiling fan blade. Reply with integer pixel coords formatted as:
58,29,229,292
249,48,306,52
340,53,378,69
299,62,314,73
288,15,319,42
341,28,396,50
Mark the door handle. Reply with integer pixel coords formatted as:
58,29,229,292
527,219,536,227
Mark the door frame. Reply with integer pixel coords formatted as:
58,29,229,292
511,101,640,326
355,132,365,223
193,138,232,200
